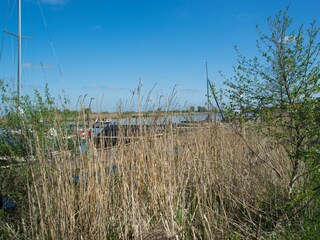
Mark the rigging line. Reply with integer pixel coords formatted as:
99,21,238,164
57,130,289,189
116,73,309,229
7,0,17,28
21,38,30,89
0,31,5,64
207,79,282,179
0,0,14,64
10,36,16,83
37,0,64,80
40,61,47,83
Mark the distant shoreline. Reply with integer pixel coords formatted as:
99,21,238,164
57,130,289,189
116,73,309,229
94,111,215,120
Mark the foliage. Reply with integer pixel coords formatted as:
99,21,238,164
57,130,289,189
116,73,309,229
0,81,75,158
189,106,195,112
196,105,207,112
223,6,320,235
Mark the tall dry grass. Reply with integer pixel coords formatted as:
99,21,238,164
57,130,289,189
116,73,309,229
25,119,291,239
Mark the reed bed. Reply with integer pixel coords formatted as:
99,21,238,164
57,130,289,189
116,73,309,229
7,120,291,239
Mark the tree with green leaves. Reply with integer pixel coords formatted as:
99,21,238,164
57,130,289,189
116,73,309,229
0,81,63,158
224,7,320,200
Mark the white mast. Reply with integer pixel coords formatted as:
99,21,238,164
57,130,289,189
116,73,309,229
17,0,22,101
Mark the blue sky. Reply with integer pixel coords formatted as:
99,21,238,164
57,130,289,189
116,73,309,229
0,0,319,112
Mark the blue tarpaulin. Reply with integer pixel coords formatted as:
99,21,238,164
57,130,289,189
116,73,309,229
1,195,17,209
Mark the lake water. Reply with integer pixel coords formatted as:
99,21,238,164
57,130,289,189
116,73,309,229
111,112,222,125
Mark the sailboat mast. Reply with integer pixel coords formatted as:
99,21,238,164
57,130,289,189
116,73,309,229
17,0,21,100
206,61,210,112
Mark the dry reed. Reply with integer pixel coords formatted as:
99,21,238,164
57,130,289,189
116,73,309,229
24,119,291,239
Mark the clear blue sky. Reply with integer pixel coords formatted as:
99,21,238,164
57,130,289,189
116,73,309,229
0,0,319,112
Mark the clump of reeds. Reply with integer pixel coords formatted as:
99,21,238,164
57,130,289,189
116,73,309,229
23,111,291,239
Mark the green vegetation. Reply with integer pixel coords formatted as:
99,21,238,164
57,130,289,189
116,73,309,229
188,105,211,113
223,6,320,237
0,6,319,239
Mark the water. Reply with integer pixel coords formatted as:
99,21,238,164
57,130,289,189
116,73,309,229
112,112,222,125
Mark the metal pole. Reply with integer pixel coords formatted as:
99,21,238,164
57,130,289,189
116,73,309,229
207,80,225,122
17,0,21,101
206,62,210,112
206,62,213,121
205,62,226,121
88,97,94,128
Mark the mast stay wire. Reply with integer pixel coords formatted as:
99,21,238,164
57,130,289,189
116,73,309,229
1,0,31,90
206,65,282,179
40,61,48,83
0,0,16,65
37,0,64,82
